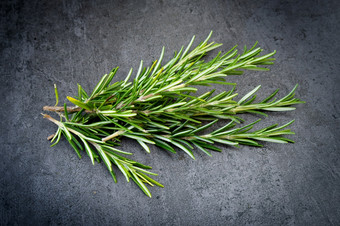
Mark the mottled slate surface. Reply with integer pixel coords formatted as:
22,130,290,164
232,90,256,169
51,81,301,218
1,0,339,225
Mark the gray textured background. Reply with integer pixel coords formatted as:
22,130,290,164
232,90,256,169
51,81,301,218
1,0,339,225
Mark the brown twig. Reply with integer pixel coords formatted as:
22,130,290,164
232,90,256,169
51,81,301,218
47,134,55,140
43,106,93,113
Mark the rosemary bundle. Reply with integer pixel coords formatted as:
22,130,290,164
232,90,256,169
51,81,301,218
43,32,304,197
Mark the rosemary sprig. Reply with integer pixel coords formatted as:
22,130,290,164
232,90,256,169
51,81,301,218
43,32,304,197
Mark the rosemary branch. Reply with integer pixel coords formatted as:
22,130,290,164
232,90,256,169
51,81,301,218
43,31,304,197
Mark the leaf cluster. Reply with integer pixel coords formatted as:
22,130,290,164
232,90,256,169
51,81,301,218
43,32,304,197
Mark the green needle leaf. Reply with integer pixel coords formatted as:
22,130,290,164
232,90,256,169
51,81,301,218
210,138,238,146
137,140,151,153
253,137,288,144
67,96,92,110
54,84,59,106
95,144,112,171
192,141,212,157
172,140,195,160
124,134,155,144
131,173,152,198
238,85,261,105
80,137,95,165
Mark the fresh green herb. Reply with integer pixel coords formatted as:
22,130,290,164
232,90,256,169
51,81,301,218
43,32,304,197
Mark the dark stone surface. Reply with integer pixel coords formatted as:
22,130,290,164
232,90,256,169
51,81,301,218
1,0,339,225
